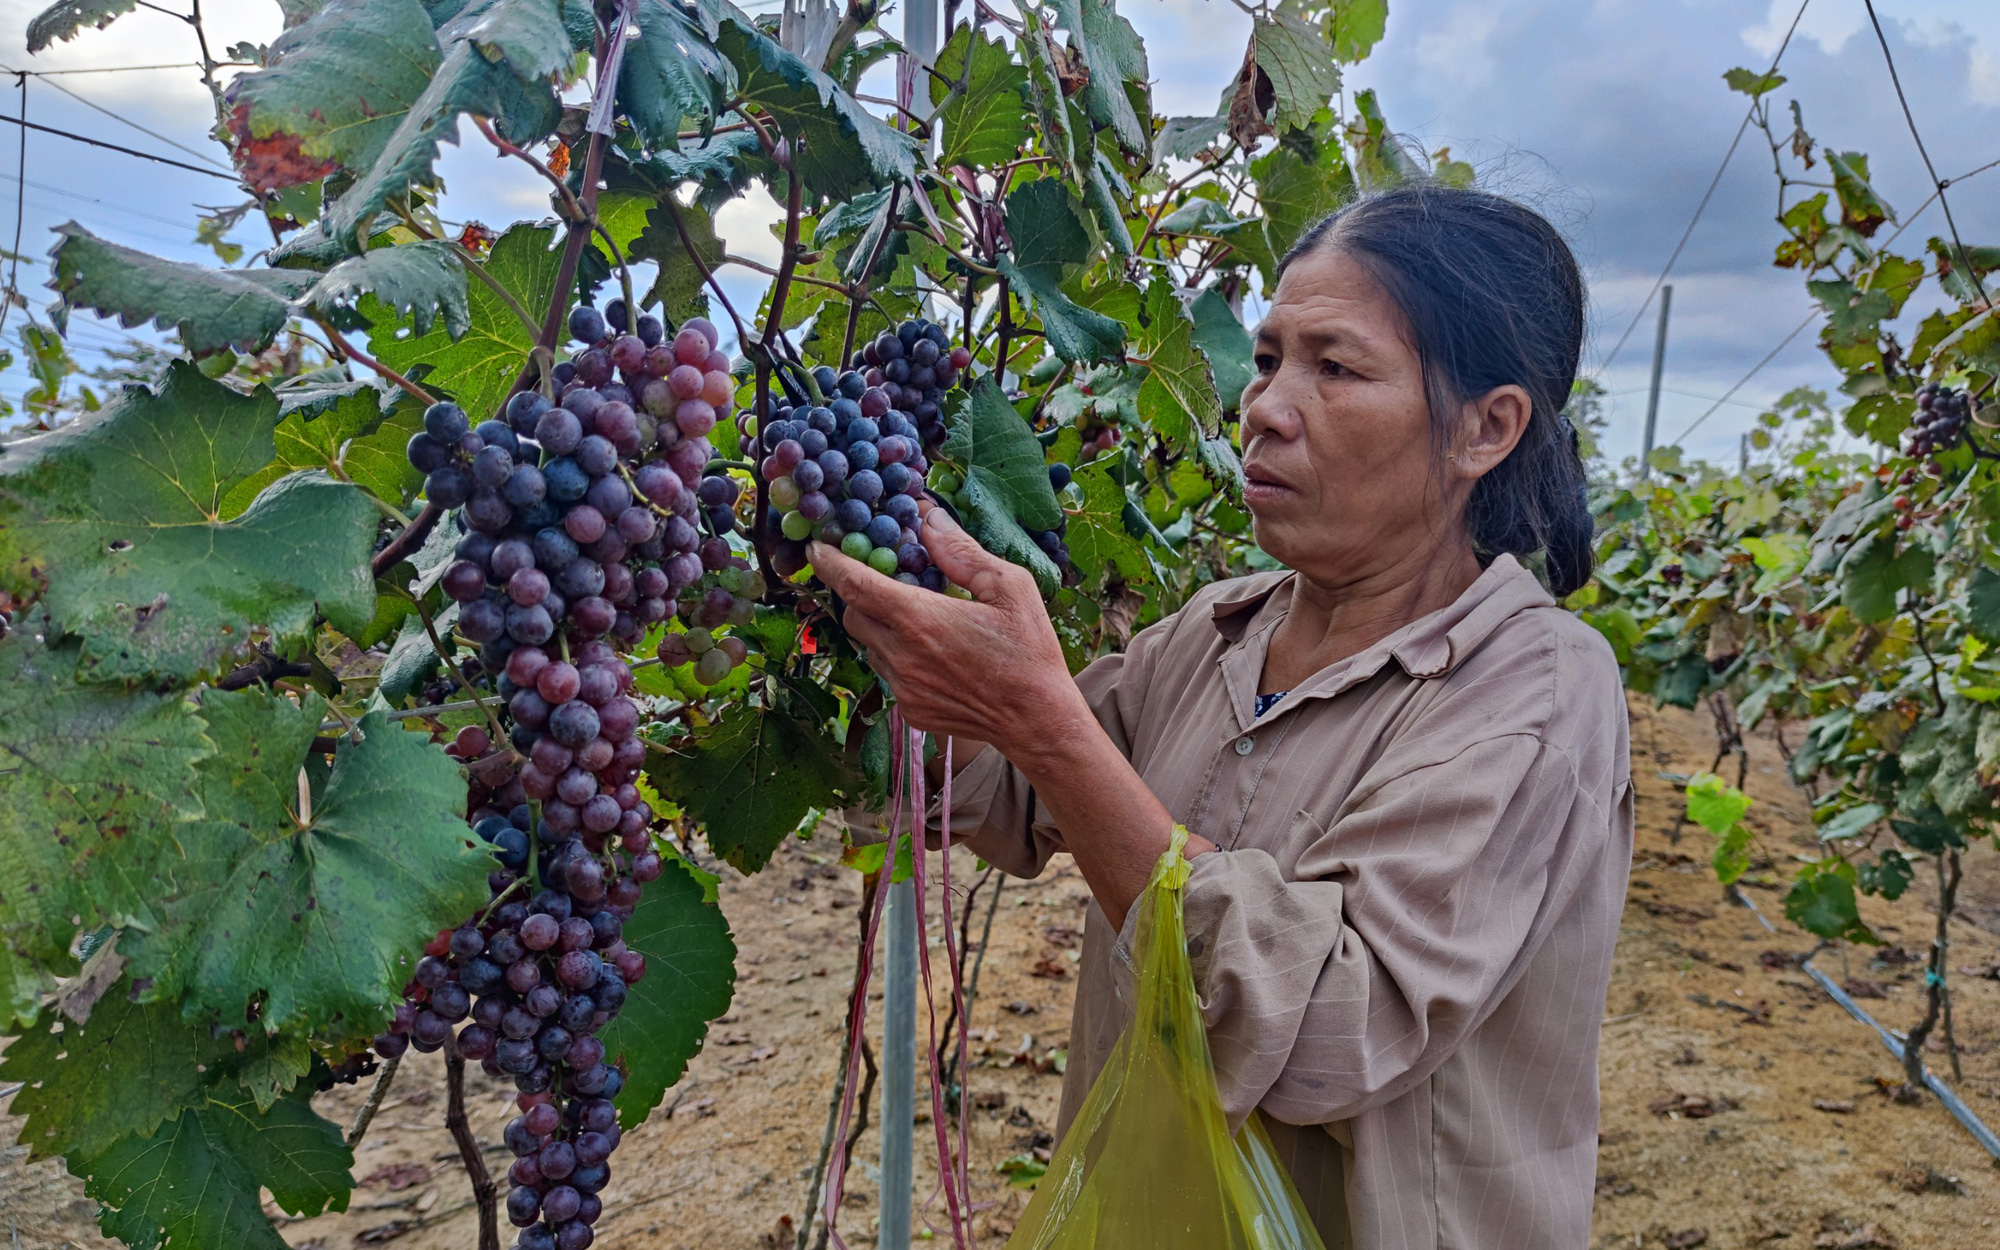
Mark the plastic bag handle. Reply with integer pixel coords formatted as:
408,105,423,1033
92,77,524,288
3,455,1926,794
1152,823,1194,893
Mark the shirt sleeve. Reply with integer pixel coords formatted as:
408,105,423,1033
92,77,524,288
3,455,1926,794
930,607,1185,879
1149,731,1615,1129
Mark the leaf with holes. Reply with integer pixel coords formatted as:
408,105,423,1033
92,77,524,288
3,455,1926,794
1249,13,1341,133
648,702,858,875
369,222,565,422
125,698,492,1036
227,0,443,192
0,632,211,974
26,0,137,52
48,225,316,358
1047,0,1149,154
0,362,378,683
74,1088,352,1250
597,855,736,1128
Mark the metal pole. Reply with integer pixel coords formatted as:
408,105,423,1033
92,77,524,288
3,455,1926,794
878,877,917,1249
1639,284,1673,479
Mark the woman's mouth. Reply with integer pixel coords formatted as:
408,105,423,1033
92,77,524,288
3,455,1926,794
1241,463,1294,507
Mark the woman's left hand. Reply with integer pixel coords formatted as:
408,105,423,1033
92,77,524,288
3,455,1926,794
808,507,1088,766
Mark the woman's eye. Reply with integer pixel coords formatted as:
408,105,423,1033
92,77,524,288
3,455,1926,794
1253,353,1278,374
1320,359,1348,378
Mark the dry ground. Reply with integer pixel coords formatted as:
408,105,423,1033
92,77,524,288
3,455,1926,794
6,696,2000,1249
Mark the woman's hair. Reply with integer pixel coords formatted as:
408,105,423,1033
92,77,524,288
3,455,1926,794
1277,183,1595,597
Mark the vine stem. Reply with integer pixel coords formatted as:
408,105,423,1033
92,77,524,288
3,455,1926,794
841,186,904,369
475,115,586,224
444,1036,501,1250
345,1051,402,1148
319,323,438,407
372,502,442,578
762,168,806,350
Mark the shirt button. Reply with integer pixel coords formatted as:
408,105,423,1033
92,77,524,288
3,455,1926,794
1234,736,1255,756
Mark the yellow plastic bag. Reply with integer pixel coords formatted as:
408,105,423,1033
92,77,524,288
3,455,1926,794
1006,827,1328,1250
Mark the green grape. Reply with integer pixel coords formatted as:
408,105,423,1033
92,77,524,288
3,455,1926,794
867,546,900,575
928,465,961,495
717,566,749,593
840,531,874,561
769,476,802,511
685,626,715,654
693,647,733,685
781,510,813,541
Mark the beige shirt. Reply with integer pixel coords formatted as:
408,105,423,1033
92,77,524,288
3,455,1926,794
942,555,1633,1249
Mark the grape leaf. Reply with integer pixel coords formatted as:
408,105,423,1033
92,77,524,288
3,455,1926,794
1186,286,1254,409
439,0,574,82
48,224,316,357
1155,115,1226,164
1000,179,1126,365
74,1089,352,1250
1683,772,1751,836
597,855,736,1129
931,25,1031,169
1063,461,1167,588
26,0,136,52
1249,13,1341,133
712,12,918,200
0,632,210,973
129,699,494,1035
1134,280,1225,450
219,386,418,518
304,239,470,339
1249,130,1356,288
229,0,444,183
617,0,732,149
1047,0,1149,154
649,702,858,874
942,377,1065,594
370,222,565,423
632,202,724,325
3,985,246,1160
1327,0,1389,63
1783,861,1875,945
0,361,379,683
324,38,559,249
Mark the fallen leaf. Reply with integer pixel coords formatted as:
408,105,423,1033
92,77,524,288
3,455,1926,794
1813,1223,1898,1249
355,1221,416,1244
1662,1230,1708,1248
1814,1099,1857,1114
1003,1001,1038,1016
1842,978,1889,999
1029,957,1068,979
1649,1092,1736,1119
1041,925,1081,949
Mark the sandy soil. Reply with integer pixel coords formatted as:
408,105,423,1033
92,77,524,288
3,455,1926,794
5,696,2000,1250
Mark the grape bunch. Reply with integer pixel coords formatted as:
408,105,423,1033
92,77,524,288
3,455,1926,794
655,562,764,686
1907,381,1975,466
385,298,747,1250
755,320,970,587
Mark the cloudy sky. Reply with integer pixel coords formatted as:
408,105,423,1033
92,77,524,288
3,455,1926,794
1,0,1996,466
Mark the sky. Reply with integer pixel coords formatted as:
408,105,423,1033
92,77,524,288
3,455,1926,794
0,0,1997,467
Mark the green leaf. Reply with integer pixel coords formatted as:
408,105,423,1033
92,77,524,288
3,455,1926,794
1722,67,1788,97
76,1089,352,1250
1859,847,1913,900
616,0,731,149
130,699,494,1034
1000,179,1126,365
229,0,444,188
1683,771,1752,835
1048,0,1150,154
1183,289,1254,412
931,25,1031,169
26,0,136,52
942,378,1065,593
304,240,470,339
1837,532,1901,623
1711,823,1752,886
631,202,724,325
713,13,918,200
1324,0,1389,63
1783,860,1875,944
1250,130,1356,289
648,702,857,874
48,224,316,357
324,38,558,249
0,362,378,683
220,386,418,517
1826,150,1894,234
1251,13,1341,133
1817,802,1885,842
233,1032,315,1112
439,0,573,82
596,855,736,1128
1968,567,2000,644
0,633,211,969
1154,115,1226,163
1134,281,1225,449
3,985,245,1161
370,222,564,423
1063,461,1165,588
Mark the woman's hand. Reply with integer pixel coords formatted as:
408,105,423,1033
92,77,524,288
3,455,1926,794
811,506,1214,929
808,507,1090,766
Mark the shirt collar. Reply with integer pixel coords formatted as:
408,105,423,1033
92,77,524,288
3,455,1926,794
1210,554,1556,685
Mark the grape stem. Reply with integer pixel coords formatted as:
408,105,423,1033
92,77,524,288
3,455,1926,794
443,1035,502,1250
317,322,439,407
841,185,904,369
344,1051,401,1149
414,597,513,752
372,502,443,578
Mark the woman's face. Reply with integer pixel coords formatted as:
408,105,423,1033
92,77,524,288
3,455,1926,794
1239,247,1503,586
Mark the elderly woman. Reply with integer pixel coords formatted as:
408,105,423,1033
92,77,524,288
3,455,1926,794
812,183,1632,1250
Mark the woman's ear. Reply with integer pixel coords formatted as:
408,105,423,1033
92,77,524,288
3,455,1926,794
1450,384,1533,482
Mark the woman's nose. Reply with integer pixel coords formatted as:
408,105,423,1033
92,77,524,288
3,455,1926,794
1241,368,1303,442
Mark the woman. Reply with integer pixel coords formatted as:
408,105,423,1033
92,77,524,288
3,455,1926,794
812,183,1632,1249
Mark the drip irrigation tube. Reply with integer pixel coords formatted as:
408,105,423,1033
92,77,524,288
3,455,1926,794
1728,884,2000,1161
